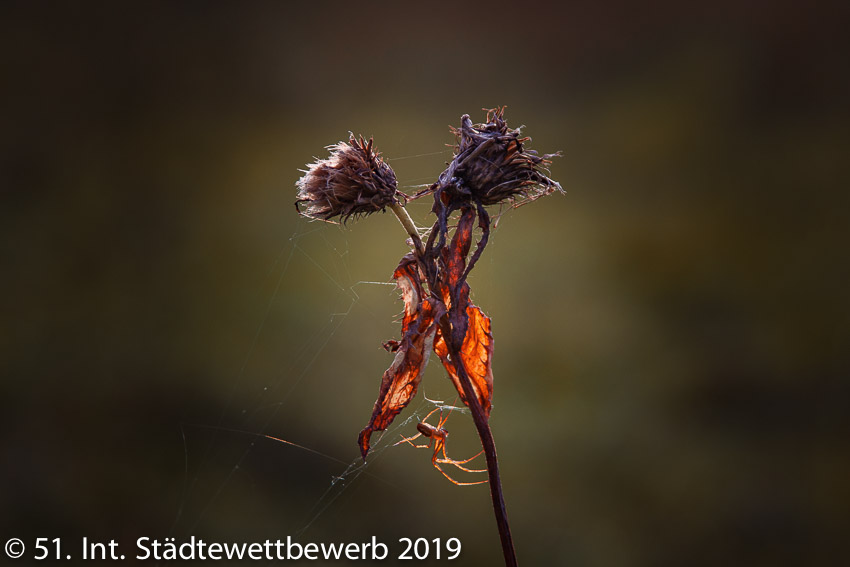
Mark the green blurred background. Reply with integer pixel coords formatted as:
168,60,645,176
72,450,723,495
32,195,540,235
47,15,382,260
2,1,848,565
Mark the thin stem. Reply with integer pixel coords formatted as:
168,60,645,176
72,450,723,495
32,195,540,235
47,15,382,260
394,182,517,566
389,201,424,256
461,200,490,283
435,316,517,567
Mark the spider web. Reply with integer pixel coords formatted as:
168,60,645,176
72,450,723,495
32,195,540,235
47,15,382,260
167,147,492,544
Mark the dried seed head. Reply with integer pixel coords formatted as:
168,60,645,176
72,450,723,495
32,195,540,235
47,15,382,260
440,107,562,206
296,136,398,223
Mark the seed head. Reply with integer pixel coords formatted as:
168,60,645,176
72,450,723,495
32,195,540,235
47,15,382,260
440,107,562,206
296,135,398,223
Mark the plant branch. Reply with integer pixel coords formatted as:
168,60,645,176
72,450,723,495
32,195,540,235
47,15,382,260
435,315,517,567
389,202,424,256
416,202,516,566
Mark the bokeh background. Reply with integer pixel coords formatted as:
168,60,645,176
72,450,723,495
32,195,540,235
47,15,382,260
2,1,848,565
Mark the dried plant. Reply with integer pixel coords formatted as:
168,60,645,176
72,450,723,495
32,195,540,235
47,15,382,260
295,135,399,223
296,108,562,567
421,107,561,207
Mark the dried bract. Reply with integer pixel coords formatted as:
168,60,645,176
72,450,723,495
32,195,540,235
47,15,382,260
434,107,562,206
296,136,398,223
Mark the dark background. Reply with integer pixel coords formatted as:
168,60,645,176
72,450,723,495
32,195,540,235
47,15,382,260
2,1,848,565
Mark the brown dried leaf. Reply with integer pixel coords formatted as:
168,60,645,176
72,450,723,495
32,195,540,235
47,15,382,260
431,205,494,417
438,207,474,348
358,255,438,460
442,206,475,290
433,304,494,418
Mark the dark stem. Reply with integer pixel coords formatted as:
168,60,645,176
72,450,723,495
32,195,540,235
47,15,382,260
390,194,517,566
427,205,515,566
435,316,517,567
461,200,490,283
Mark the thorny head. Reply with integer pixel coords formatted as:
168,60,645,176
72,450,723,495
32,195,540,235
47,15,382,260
295,135,399,223
424,107,563,208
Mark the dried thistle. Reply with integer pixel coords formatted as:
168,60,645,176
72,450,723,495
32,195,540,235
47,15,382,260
295,135,399,223
428,107,562,206
296,108,562,567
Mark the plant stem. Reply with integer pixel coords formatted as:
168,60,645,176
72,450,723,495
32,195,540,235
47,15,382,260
436,316,517,567
389,202,424,256
390,200,517,566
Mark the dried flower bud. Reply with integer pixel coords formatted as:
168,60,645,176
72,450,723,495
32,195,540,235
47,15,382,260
296,136,398,223
436,107,562,206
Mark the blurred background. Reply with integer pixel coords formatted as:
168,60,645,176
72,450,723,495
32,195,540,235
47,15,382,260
1,1,848,565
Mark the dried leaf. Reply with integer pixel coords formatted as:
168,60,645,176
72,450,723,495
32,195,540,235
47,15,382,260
358,255,439,459
439,207,474,348
433,206,494,417
442,206,475,290
433,304,494,418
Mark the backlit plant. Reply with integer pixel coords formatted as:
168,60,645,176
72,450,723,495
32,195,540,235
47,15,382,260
296,108,562,567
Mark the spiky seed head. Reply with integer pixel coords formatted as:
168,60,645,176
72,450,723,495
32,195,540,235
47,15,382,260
445,107,562,206
295,136,398,223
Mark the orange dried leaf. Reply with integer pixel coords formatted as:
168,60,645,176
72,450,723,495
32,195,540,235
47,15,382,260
443,207,475,290
433,304,494,418
358,255,438,460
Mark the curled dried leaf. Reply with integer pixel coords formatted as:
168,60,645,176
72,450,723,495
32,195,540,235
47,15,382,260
358,255,439,460
432,206,494,416
434,304,494,418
